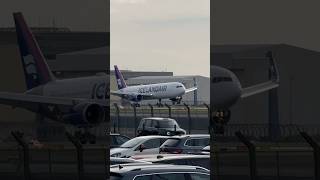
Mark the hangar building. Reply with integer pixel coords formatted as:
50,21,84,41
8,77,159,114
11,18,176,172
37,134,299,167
212,44,320,127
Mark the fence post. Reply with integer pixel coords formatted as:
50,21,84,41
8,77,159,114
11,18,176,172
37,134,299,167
148,104,154,117
203,103,210,133
235,131,257,180
11,131,30,180
66,132,84,180
165,103,171,118
114,103,120,133
132,104,138,137
184,103,192,134
300,131,320,180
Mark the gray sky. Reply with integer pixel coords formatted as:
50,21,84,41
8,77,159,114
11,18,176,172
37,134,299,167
110,0,210,77
0,0,108,32
213,0,320,52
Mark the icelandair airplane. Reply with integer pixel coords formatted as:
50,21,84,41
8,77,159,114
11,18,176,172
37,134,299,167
0,12,109,144
211,51,280,133
111,65,197,106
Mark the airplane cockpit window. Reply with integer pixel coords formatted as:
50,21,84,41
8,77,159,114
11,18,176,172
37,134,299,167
176,85,183,88
212,77,232,83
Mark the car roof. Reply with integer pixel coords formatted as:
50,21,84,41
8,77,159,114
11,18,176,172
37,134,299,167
110,157,151,163
171,134,210,138
142,117,175,121
110,163,209,174
133,154,210,162
133,135,169,140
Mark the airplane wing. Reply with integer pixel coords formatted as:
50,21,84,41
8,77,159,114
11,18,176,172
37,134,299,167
0,92,109,112
185,86,197,93
241,81,279,98
241,51,280,98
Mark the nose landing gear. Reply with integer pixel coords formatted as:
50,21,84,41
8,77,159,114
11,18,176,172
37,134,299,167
74,128,97,144
212,109,231,134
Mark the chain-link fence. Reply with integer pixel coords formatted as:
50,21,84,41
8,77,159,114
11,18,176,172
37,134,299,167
110,103,210,137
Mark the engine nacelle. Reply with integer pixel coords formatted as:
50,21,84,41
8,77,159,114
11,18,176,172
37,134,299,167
63,103,105,126
128,94,143,102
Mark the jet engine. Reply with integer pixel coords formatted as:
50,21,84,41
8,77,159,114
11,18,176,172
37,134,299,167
128,94,143,102
63,103,105,125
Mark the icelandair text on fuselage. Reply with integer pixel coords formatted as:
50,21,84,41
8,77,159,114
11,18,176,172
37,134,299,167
138,85,167,94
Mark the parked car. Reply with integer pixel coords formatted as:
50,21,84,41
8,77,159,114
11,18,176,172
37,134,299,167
137,117,186,136
201,145,210,155
110,135,169,158
111,133,131,148
131,154,210,170
110,157,151,165
160,134,210,154
110,163,210,180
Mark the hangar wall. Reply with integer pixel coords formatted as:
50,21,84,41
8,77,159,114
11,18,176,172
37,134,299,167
212,44,320,125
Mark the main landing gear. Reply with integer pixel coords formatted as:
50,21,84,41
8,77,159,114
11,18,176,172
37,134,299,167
212,109,231,134
74,128,96,144
156,99,164,107
131,103,141,107
170,97,182,105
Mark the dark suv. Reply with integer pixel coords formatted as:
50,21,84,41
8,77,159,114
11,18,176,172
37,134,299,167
137,117,186,136
110,163,210,180
160,134,210,154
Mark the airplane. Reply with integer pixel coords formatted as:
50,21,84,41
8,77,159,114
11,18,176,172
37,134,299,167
111,65,198,106
211,51,279,133
0,12,109,144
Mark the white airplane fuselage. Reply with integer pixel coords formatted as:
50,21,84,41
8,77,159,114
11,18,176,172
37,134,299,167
118,82,186,100
27,75,109,100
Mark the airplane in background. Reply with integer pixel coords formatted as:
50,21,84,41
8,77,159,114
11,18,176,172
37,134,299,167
211,51,279,133
0,12,109,144
111,65,197,106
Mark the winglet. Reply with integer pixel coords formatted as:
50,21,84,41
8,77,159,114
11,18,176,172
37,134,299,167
266,51,280,83
13,12,55,90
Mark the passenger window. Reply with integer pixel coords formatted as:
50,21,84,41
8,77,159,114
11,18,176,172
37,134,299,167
116,136,128,145
143,139,161,149
146,120,152,127
135,175,152,180
152,173,186,180
189,173,209,180
186,138,209,146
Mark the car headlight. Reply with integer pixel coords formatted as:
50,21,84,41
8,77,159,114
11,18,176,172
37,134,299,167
111,153,121,157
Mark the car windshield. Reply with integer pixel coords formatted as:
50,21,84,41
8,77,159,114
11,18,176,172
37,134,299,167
120,138,144,148
161,138,181,147
158,120,177,128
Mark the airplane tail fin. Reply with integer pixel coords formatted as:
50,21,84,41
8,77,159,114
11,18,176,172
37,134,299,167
13,12,55,90
114,65,127,89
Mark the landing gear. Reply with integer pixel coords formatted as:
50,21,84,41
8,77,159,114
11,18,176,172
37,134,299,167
132,103,141,107
74,129,96,144
170,97,182,105
212,109,231,134
156,99,163,107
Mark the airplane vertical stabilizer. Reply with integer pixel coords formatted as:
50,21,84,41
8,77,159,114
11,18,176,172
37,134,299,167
114,65,127,90
13,12,55,90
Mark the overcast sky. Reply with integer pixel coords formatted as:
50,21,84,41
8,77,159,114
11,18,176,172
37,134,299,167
110,0,210,77
0,0,108,32
213,1,320,52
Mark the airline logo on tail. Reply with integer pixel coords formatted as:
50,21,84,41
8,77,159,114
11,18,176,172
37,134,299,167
13,12,55,90
114,65,127,90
